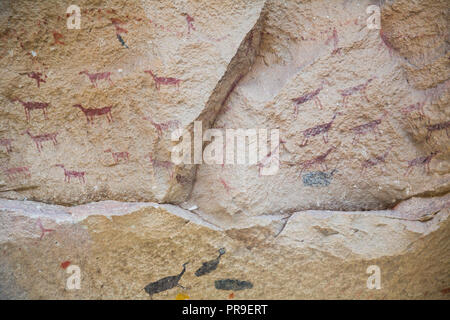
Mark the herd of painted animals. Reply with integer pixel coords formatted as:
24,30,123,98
1,8,448,188
0,5,448,299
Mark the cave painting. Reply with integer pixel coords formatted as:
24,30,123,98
79,70,114,87
360,147,392,175
297,146,336,174
299,113,341,147
325,27,339,49
0,138,13,153
111,18,128,34
215,279,253,291
339,78,373,108
116,34,129,48
21,71,47,88
143,116,181,137
104,149,130,164
144,262,189,298
23,129,58,153
111,18,129,48
302,169,337,187
37,218,55,240
401,100,426,119
144,70,182,91
350,111,389,144
426,120,450,141
195,248,226,277
54,164,86,183
219,178,232,194
73,104,113,124
148,153,174,179
404,152,439,176
256,141,284,176
52,31,65,45
13,99,49,122
181,13,196,34
291,81,327,118
3,166,31,181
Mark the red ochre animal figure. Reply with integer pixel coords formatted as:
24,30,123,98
73,104,113,124
291,82,327,118
350,111,389,144
0,138,13,153
3,166,30,181
181,13,196,34
360,147,392,175
298,113,341,147
338,78,373,108
143,116,181,137
21,72,47,88
148,154,174,179
54,164,86,183
298,146,336,174
401,100,426,119
144,70,182,91
13,99,49,122
404,151,439,176
104,149,130,164
52,31,65,45
79,70,114,87
23,129,58,153
425,120,450,141
37,218,55,240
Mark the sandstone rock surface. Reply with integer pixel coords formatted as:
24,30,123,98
0,0,449,300
0,195,449,299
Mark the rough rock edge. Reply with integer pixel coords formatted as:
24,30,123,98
1,193,448,260
163,3,266,203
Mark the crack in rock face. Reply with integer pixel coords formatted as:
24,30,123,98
0,0,448,300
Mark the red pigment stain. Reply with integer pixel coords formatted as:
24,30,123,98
228,292,234,299
441,288,450,295
61,261,71,269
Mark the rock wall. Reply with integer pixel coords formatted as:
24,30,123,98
189,0,449,219
0,0,449,299
0,196,449,299
0,0,265,204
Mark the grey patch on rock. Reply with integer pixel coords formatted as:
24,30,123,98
215,279,253,291
302,169,337,187
0,261,28,299
313,225,339,236
195,247,226,276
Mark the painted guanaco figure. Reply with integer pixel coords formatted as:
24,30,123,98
144,70,182,91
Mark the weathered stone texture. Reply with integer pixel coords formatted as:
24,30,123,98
0,0,448,300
